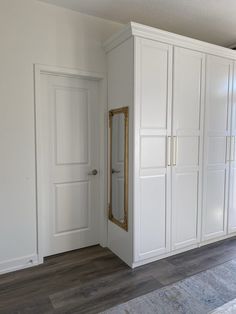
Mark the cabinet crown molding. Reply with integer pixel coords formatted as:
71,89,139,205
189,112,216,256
103,22,236,60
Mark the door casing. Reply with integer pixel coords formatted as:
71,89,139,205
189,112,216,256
34,64,107,263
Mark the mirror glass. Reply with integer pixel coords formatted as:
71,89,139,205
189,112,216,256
109,107,128,231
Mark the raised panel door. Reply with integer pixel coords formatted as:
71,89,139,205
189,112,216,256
40,74,100,257
135,38,172,261
202,55,232,241
172,47,205,250
228,62,236,234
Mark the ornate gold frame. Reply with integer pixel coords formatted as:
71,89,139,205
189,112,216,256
108,107,129,231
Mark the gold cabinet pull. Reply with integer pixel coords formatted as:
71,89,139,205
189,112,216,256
173,136,177,166
227,136,231,162
231,136,234,161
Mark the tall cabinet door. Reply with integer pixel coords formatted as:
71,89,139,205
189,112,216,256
172,47,205,250
228,62,236,234
134,38,172,261
202,55,233,241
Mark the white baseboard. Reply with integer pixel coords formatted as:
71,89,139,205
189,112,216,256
0,254,39,275
132,234,236,268
200,233,236,247
132,243,198,268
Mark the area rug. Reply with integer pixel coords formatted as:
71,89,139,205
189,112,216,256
101,259,236,314
210,298,236,313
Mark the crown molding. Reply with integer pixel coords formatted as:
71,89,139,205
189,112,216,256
103,23,132,53
103,22,236,60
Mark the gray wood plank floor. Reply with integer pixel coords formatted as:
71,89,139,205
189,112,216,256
0,237,236,314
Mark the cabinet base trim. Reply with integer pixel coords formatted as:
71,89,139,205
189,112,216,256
200,233,236,247
132,234,236,268
132,243,198,268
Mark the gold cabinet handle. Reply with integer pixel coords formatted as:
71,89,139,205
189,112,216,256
226,136,236,162
173,136,177,166
227,136,231,162
231,136,234,162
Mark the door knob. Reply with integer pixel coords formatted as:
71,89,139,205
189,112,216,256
112,169,120,174
88,169,98,176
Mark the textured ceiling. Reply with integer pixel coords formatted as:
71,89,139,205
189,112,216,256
39,0,236,47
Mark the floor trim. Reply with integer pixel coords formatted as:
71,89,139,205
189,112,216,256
0,254,38,275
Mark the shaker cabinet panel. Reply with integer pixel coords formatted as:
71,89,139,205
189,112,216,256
172,47,203,131
205,170,226,236
229,166,236,233
228,62,236,234
172,47,204,250
140,176,167,257
140,39,170,130
134,38,172,261
176,136,199,167
206,58,232,132
173,172,199,247
202,55,232,241
140,136,166,169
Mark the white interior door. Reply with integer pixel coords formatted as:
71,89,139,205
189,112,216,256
202,55,232,241
228,62,236,234
172,47,205,250
40,73,100,257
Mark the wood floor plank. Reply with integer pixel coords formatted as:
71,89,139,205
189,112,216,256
0,296,54,314
50,265,162,310
0,255,124,310
167,237,236,276
53,275,162,314
0,238,236,314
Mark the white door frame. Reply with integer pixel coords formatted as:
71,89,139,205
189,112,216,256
34,64,108,264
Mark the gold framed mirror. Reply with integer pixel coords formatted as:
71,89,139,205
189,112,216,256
108,107,129,231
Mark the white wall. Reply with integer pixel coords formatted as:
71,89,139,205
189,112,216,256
0,0,122,273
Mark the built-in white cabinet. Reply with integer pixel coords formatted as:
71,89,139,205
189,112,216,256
104,22,236,268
